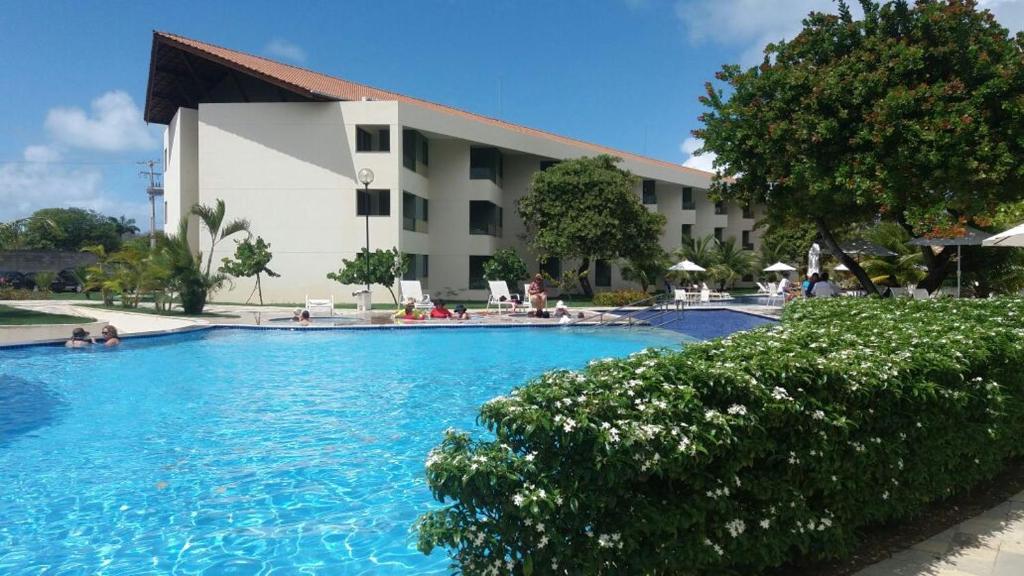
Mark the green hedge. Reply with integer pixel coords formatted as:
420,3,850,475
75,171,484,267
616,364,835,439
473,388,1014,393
592,289,650,307
416,298,1024,574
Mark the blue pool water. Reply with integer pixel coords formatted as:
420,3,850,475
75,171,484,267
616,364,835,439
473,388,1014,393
0,327,682,574
633,309,777,340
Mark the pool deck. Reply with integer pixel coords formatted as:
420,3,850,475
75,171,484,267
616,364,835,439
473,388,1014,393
0,299,781,345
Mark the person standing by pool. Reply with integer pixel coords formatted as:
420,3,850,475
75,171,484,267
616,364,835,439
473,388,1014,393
65,327,94,348
100,325,121,347
528,274,547,316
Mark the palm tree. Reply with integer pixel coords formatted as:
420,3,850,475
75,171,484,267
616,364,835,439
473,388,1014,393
109,215,140,237
190,199,251,276
861,223,925,287
675,235,717,267
708,237,754,291
159,219,229,314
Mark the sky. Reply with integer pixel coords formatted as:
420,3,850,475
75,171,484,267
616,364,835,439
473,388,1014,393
2,0,1023,229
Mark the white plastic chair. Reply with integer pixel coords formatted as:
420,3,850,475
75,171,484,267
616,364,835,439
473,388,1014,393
674,289,689,310
487,281,522,314
698,288,711,305
400,280,433,310
766,283,785,307
305,294,334,317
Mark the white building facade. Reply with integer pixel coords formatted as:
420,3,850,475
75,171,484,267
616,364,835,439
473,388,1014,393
148,32,761,304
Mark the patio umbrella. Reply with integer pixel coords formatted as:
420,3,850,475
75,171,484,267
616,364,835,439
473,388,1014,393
834,263,850,272
908,226,992,298
763,262,796,272
670,259,706,272
982,222,1024,247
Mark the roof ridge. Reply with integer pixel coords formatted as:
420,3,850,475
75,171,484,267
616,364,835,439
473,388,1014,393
152,31,712,177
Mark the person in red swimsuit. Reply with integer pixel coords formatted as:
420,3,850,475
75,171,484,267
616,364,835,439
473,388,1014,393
429,300,453,319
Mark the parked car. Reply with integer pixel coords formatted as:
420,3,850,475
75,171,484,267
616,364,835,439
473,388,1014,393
0,271,27,289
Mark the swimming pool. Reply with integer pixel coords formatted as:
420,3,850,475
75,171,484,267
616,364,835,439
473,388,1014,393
0,326,682,574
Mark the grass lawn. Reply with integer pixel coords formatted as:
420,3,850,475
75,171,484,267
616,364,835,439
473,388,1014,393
0,304,94,326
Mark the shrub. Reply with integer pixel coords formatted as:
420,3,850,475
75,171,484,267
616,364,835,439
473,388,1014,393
592,289,650,307
416,298,1024,574
0,288,36,300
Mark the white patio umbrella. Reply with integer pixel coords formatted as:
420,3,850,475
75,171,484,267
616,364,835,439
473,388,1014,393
763,262,796,272
670,260,706,272
908,226,992,298
982,222,1024,247
834,263,850,272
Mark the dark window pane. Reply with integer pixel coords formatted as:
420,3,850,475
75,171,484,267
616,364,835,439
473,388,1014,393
540,257,561,279
469,255,488,289
715,201,727,215
681,224,692,243
540,160,560,171
470,147,502,183
356,128,372,152
357,189,390,216
469,200,501,236
403,129,416,171
421,137,429,166
642,180,657,205
682,187,695,210
595,259,612,287
743,204,753,219
714,227,724,242
742,230,754,250
379,128,390,152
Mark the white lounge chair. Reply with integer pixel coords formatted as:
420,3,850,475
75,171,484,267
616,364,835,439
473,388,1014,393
701,282,731,301
487,281,523,314
755,282,771,295
400,280,433,310
305,294,334,317
766,284,785,307
674,289,690,310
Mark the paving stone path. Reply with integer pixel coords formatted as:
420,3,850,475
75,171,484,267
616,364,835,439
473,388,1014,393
856,491,1024,576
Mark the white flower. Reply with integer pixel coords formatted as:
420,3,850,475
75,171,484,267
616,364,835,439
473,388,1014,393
760,519,771,529
562,418,576,433
525,453,536,462
771,386,790,400
513,494,526,507
882,491,889,501
812,410,825,420
726,519,746,537
727,404,748,416
538,535,549,548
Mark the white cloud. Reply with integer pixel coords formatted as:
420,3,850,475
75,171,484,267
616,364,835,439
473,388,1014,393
23,144,61,163
980,0,1024,32
680,137,717,172
264,38,307,63
677,0,1022,66
45,91,157,152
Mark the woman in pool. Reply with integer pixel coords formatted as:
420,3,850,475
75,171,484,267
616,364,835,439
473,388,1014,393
65,327,94,348
453,304,470,320
299,310,312,326
100,325,121,347
394,302,424,321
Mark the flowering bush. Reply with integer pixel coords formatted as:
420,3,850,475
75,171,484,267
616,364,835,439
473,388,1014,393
592,289,650,307
416,298,1024,574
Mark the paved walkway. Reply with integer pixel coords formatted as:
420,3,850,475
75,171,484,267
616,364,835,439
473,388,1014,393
5,300,204,335
854,491,1024,575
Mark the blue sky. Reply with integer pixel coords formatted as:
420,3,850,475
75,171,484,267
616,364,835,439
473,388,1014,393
2,0,1022,227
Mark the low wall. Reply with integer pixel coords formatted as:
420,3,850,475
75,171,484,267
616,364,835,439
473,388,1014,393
0,320,107,346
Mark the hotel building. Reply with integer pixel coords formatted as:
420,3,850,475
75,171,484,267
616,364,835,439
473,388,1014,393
145,31,760,304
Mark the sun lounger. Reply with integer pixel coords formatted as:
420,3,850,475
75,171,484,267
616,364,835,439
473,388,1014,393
486,281,523,314
305,294,334,317
400,280,433,310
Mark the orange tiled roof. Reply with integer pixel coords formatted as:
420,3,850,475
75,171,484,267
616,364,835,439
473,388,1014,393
152,31,711,178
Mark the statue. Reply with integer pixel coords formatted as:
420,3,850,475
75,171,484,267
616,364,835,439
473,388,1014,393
807,243,821,276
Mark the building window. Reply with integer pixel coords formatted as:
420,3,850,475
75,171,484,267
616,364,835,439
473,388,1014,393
681,224,692,243
715,201,727,215
714,227,724,242
540,160,560,171
682,187,695,210
470,147,503,184
403,191,428,232
642,180,657,205
469,255,489,289
743,204,754,219
540,257,561,280
595,259,612,287
404,254,429,287
742,230,754,250
403,129,429,172
356,125,390,152
469,200,502,237
357,189,390,216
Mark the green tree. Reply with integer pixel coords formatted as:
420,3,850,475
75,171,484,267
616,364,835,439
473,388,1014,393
482,248,529,290
19,208,121,252
159,220,228,314
860,222,926,287
517,155,666,297
708,237,754,291
327,248,408,305
219,236,280,305
620,246,670,292
108,215,140,236
190,199,251,276
696,0,1024,295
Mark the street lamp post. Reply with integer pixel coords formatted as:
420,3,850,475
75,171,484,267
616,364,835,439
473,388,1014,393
356,168,375,298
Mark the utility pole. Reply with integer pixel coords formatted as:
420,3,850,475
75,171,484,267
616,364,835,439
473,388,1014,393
138,160,163,249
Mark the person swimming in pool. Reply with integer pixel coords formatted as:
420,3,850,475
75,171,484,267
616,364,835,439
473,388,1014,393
299,310,312,326
65,327,94,348
100,325,121,347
